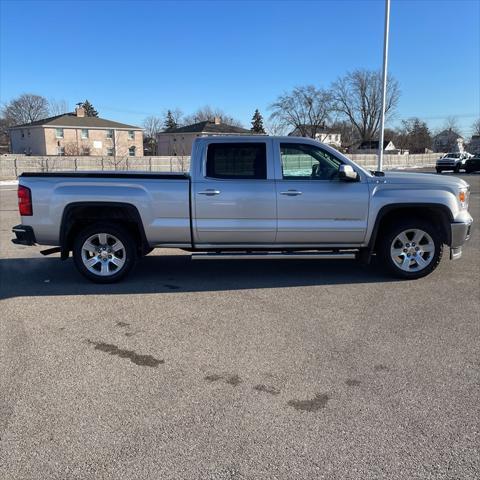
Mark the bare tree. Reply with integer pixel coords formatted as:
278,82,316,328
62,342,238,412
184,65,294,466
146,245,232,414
329,120,360,150
143,116,163,155
183,106,242,127
49,98,69,116
472,119,480,136
2,93,49,126
264,118,289,136
332,70,400,143
444,116,460,134
269,85,334,138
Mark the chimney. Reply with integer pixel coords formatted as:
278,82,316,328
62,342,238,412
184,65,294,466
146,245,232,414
75,106,86,117
214,116,221,125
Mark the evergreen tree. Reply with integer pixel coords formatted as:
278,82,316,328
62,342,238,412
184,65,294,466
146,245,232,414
78,100,98,117
164,110,178,130
250,109,266,134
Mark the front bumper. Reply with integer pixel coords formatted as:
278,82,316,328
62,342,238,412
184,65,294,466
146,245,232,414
449,218,473,260
12,224,36,246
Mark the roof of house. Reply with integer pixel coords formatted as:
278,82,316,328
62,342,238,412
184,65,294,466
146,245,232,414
10,113,141,130
161,121,251,135
358,140,393,150
434,129,463,140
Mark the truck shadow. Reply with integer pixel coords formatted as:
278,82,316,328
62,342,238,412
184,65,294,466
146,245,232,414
0,253,396,300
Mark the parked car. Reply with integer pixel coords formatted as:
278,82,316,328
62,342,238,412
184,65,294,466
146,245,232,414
13,136,473,282
464,155,480,173
436,152,471,173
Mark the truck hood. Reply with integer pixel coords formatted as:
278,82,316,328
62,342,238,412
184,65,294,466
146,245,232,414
373,171,469,189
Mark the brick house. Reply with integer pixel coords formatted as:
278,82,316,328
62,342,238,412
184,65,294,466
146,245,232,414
9,106,143,156
157,118,253,156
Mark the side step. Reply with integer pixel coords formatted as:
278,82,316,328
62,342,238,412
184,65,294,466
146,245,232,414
191,251,358,261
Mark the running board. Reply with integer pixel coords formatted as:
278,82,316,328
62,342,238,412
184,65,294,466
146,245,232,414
191,251,357,261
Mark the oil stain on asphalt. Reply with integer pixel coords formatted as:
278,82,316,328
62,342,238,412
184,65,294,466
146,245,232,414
253,384,281,395
87,340,164,367
287,393,330,412
345,379,361,387
204,373,243,386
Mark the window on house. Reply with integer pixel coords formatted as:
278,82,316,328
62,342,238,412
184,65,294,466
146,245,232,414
28,130,31,136
107,147,114,156
128,130,135,140
206,143,267,179
21,130,25,138
106,129,114,139
128,146,136,157
56,128,64,138
81,129,89,139
57,146,65,156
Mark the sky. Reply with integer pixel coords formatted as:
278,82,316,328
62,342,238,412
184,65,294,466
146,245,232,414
1,0,479,135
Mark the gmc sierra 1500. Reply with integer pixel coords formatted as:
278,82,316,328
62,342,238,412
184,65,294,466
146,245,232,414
12,136,473,282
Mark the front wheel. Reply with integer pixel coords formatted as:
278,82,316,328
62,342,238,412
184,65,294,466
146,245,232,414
436,167,442,174
454,164,461,173
378,220,443,279
73,223,137,283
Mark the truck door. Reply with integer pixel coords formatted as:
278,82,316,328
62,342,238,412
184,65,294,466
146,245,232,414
275,141,369,244
192,140,276,245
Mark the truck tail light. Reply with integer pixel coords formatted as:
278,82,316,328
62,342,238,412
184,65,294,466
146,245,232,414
18,185,33,216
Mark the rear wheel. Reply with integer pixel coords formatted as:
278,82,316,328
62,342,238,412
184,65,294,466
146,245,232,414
379,220,443,279
73,223,136,283
436,167,442,174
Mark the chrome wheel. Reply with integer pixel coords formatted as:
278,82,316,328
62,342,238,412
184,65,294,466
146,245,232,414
81,233,126,277
390,228,435,273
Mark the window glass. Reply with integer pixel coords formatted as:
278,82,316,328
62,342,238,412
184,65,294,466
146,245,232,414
81,128,89,139
55,128,64,138
107,148,114,156
128,146,136,157
128,130,134,139
57,146,65,155
280,143,342,180
206,143,267,179
106,129,113,138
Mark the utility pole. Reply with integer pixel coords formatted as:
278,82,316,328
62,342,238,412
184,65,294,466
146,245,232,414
377,0,391,172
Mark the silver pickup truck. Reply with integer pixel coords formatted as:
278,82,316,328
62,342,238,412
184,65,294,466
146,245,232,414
13,136,473,283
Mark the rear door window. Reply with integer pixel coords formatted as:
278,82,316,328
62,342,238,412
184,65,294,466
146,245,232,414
206,143,267,179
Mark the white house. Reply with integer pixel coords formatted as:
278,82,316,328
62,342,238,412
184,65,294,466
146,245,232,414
288,125,341,147
432,129,465,153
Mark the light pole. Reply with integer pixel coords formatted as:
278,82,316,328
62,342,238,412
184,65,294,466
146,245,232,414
377,0,391,172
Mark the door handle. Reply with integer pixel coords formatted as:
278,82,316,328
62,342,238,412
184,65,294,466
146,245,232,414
197,189,221,196
280,190,302,196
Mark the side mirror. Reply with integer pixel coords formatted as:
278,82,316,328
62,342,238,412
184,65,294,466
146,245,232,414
338,164,359,181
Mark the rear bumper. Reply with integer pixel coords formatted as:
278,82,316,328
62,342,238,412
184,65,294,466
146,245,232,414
449,218,473,260
12,224,36,246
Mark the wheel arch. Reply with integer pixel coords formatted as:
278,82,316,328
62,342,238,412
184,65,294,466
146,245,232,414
368,203,453,255
60,201,148,259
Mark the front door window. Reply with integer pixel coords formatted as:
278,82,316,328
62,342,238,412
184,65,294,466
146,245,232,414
280,143,341,181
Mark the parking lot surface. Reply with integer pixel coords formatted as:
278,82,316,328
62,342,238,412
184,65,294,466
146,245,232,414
1,170,479,479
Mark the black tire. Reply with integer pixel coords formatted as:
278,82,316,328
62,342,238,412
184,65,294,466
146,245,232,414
73,223,137,283
454,164,460,173
378,219,443,280
436,167,442,174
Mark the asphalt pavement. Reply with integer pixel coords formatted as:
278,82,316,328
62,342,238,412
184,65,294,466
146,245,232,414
0,170,479,479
